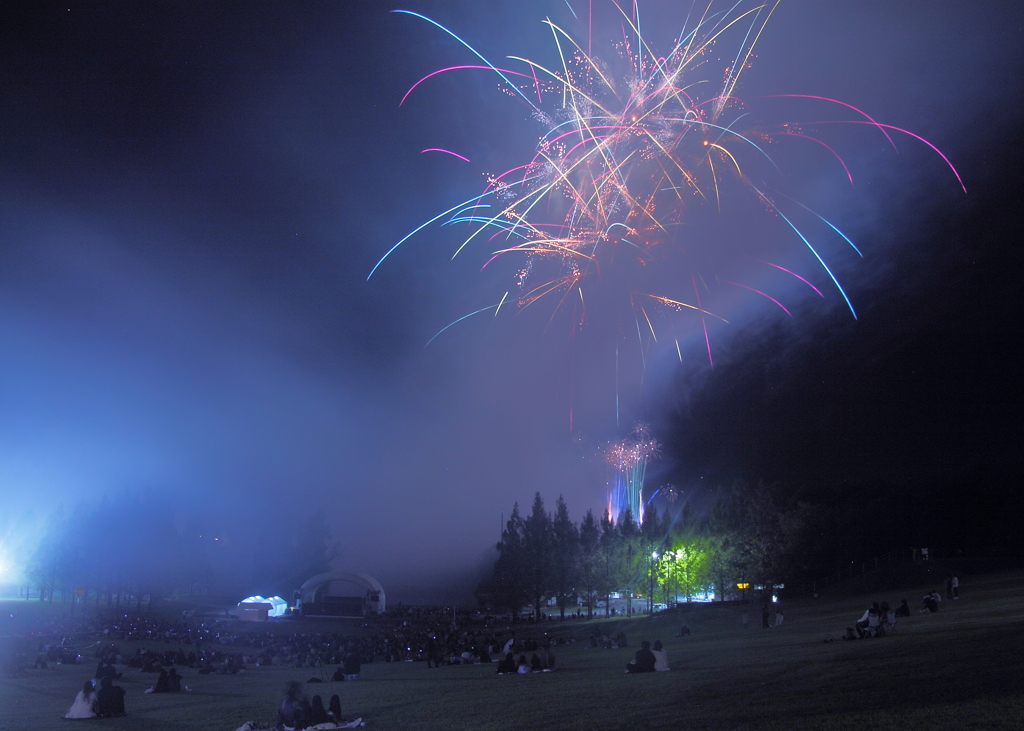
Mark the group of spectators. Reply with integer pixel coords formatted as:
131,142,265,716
64,676,125,719
589,628,628,649
25,602,686,726
625,640,671,673
847,601,898,639
277,681,360,729
495,643,557,675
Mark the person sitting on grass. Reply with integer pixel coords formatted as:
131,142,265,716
167,667,183,692
539,644,555,671
278,681,311,730
652,640,670,671
516,654,531,674
342,649,361,680
896,599,911,617
332,665,347,682
309,694,329,726
94,660,120,681
921,594,938,613
329,694,343,723
65,679,97,719
95,675,126,717
496,652,516,675
625,640,656,673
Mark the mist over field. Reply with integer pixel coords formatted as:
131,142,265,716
1,0,1021,603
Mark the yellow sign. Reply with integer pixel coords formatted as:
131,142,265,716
736,583,749,590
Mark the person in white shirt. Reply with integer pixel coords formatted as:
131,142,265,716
65,680,97,719
652,640,670,671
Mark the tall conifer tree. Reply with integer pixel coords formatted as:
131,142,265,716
550,495,579,620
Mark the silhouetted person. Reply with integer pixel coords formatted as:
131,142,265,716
896,599,910,618
309,694,329,726
332,665,346,681
154,668,170,693
626,640,656,673
497,652,516,674
277,681,311,730
167,667,182,692
95,675,125,717
539,645,555,671
329,694,343,722
343,649,361,680
426,636,441,668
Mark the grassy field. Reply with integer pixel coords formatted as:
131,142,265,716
2,571,1023,730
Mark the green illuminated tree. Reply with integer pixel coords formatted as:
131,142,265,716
663,540,710,602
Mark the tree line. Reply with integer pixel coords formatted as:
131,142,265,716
478,481,804,621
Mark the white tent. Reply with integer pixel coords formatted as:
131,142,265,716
238,595,288,620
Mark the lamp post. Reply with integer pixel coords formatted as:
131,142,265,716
649,551,658,615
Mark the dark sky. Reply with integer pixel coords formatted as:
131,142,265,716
1,1,1021,599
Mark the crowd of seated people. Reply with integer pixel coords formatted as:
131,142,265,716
589,629,628,649
9,604,594,723
846,601,899,639
495,642,555,675
15,604,585,677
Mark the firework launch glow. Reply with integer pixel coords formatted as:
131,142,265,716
607,423,660,524
370,0,963,380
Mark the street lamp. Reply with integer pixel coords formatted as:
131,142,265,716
649,551,659,615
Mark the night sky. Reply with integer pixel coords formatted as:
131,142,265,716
2,1,1021,601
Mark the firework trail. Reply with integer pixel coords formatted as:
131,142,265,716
370,1,964,385
607,423,660,524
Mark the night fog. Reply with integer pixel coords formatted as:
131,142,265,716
1,0,1021,604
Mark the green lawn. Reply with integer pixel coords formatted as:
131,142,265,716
3,571,1023,730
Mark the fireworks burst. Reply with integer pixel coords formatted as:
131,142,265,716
606,422,660,524
370,1,964,397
